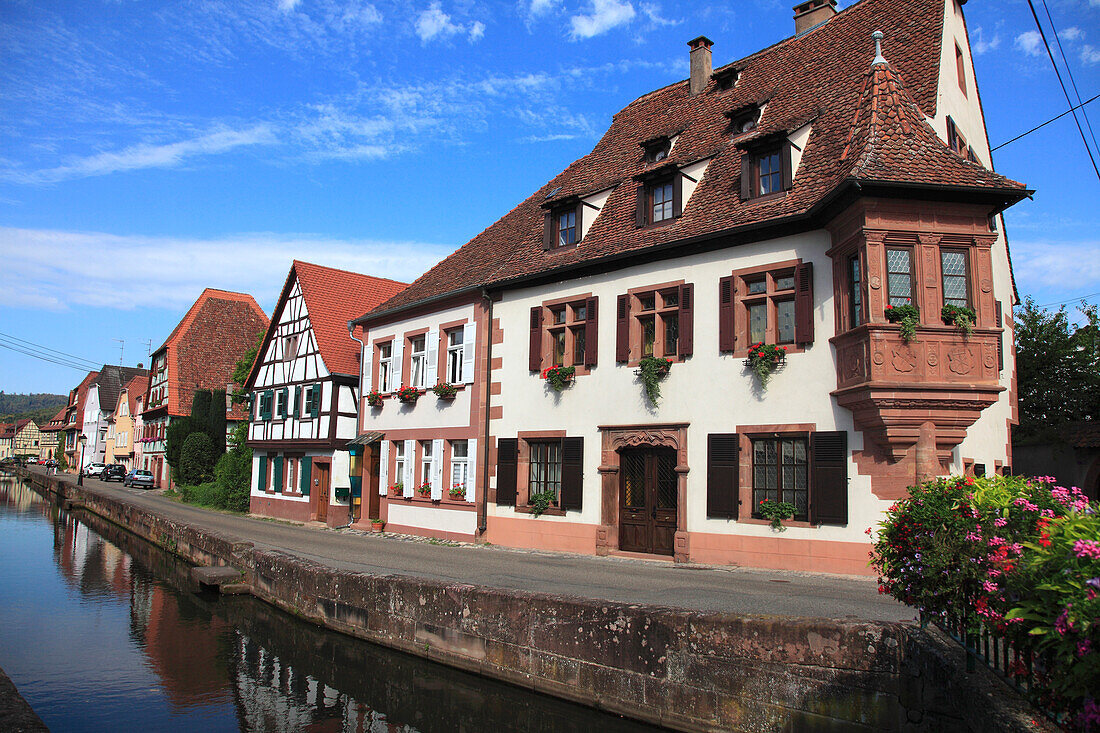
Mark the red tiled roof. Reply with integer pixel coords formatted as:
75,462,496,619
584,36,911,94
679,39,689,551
361,0,1026,321
123,375,149,417
41,406,68,432
0,423,13,439
292,261,407,376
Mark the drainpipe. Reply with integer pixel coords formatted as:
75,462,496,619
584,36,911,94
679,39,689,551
479,288,493,535
347,326,367,526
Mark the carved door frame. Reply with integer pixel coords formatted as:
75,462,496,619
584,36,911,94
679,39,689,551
596,423,690,562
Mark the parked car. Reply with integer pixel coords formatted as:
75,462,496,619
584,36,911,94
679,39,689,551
102,464,127,482
84,463,107,477
124,469,155,489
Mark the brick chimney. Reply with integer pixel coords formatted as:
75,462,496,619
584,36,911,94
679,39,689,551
793,0,837,35
687,36,713,95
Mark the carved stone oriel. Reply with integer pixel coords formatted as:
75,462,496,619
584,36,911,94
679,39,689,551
947,347,974,375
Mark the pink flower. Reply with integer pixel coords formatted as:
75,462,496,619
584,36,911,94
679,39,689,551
1073,540,1100,560
981,580,998,593
994,517,1007,528
988,536,1005,547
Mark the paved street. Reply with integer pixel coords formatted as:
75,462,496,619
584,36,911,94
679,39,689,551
30,467,913,623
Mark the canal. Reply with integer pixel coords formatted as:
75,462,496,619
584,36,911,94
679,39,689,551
0,473,662,732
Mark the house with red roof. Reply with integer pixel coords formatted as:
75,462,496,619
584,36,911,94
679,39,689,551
60,371,100,470
350,0,1028,573
142,289,269,488
244,261,406,523
39,406,68,461
105,374,149,469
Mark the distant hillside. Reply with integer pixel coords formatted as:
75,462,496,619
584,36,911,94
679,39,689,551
0,393,67,425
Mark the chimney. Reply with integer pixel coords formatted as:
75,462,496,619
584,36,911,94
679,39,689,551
687,36,713,95
793,0,837,35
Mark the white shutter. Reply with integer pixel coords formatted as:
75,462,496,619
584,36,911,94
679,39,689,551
403,440,414,497
426,328,439,387
378,440,389,495
462,322,476,385
466,438,477,503
390,337,403,391
363,343,372,395
430,438,443,501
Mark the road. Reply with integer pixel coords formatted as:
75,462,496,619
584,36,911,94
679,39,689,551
31,467,913,622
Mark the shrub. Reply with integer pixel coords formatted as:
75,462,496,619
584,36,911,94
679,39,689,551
165,416,196,474
180,432,216,485
178,481,221,507
214,448,252,513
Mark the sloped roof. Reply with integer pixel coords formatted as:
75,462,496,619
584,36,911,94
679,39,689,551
67,371,100,430
122,375,149,417
41,406,68,432
0,423,13,439
360,0,1026,322
92,365,148,416
292,261,407,376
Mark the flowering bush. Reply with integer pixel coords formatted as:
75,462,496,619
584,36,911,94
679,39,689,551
941,304,976,336
884,303,920,342
366,390,384,408
635,356,673,405
871,474,1098,728
541,365,575,392
395,386,422,404
758,499,796,531
432,382,458,399
744,342,786,388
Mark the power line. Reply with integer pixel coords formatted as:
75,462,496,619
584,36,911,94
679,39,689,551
991,92,1100,152
0,331,102,369
1026,0,1100,181
0,341,93,372
1036,291,1100,308
1040,0,1100,158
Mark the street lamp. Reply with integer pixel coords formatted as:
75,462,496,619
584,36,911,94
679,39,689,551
77,434,87,486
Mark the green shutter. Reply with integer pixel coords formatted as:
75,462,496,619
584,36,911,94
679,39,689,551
300,456,311,496
263,391,274,421
293,386,300,418
258,455,268,491
279,388,289,418
273,456,283,492
311,384,322,417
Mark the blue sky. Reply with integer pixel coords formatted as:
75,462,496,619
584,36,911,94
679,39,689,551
1,0,1098,394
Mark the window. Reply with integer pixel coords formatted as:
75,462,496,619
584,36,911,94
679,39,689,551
528,441,562,502
543,203,584,249
752,436,809,521
409,336,426,388
303,384,319,418
721,262,812,352
941,250,970,308
740,142,792,200
286,458,297,494
557,208,577,247
946,116,967,156
745,271,795,344
258,392,273,421
955,44,966,97
714,69,738,91
446,330,464,383
275,389,287,418
393,442,405,488
650,179,674,223
849,254,863,328
538,299,593,370
643,137,671,163
378,341,393,392
451,440,469,498
283,335,298,362
616,284,692,363
885,248,914,306
420,441,433,487
757,150,782,196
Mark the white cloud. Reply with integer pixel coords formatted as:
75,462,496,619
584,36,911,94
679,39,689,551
1082,44,1100,64
339,3,383,27
972,26,1001,55
1011,240,1100,295
277,0,301,12
640,3,678,27
2,125,277,184
415,2,462,42
1062,26,1084,42
570,0,635,40
528,0,559,18
0,227,448,311
1014,30,1043,57
468,20,485,42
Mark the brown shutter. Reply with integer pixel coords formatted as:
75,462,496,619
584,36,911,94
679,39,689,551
560,437,583,511
718,275,735,352
995,301,1004,373
707,433,739,519
495,438,518,506
780,141,793,191
584,296,599,367
615,294,630,363
575,203,585,243
740,152,753,200
635,185,647,227
678,283,693,357
542,212,553,250
672,171,683,218
946,116,958,153
529,306,543,372
795,261,814,345
810,431,848,525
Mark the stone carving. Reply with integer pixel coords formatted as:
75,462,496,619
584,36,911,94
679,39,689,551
872,351,884,366
609,429,680,451
891,347,917,373
981,279,992,294
927,349,939,367
947,347,975,375
842,350,866,382
869,275,881,290
983,350,996,369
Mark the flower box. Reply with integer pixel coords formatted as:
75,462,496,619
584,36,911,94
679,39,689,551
432,383,458,400
396,386,423,404
541,365,575,392
417,481,432,497
884,303,920,342
743,343,787,388
366,391,384,408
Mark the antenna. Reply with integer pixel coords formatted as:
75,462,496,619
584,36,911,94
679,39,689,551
113,338,125,365
142,339,153,357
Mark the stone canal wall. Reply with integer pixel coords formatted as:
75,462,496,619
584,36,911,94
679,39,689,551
23,470,1048,733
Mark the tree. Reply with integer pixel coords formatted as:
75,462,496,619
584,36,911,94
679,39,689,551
208,389,227,455
190,390,212,431
180,432,216,485
231,336,264,404
165,416,196,479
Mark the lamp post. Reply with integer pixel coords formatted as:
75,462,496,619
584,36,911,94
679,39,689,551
77,434,87,486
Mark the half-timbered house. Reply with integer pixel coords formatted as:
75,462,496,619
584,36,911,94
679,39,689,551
350,0,1029,573
246,261,406,524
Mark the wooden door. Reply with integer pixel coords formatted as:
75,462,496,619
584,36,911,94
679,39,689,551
314,462,330,522
618,447,678,556
366,445,381,520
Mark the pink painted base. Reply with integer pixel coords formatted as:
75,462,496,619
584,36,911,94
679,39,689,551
484,516,598,554
250,494,310,522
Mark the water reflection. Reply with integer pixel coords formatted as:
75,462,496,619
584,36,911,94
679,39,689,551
0,474,660,732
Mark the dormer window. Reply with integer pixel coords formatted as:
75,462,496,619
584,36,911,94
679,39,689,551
727,105,761,135
642,136,672,164
557,208,577,247
713,68,738,91
634,172,683,227
738,136,793,201
542,201,584,250
650,179,675,222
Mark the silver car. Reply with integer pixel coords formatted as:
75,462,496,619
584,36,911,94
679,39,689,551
123,469,155,489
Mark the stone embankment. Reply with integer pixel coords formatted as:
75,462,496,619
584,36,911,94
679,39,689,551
21,469,1051,733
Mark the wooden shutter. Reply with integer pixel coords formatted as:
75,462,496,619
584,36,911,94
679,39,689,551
560,437,583,511
615,294,630,363
795,261,814,345
362,344,372,394
258,454,268,491
311,384,322,417
425,328,439,386
584,296,599,367
542,212,553,250
718,276,736,352
462,322,477,385
678,283,694,357
780,141,793,191
946,116,958,153
292,386,300,418
740,152,753,200
272,456,283,493
390,337,403,391
635,185,646,227
378,441,389,496
810,431,848,525
465,438,477,503
430,438,444,501
529,307,543,372
300,455,311,496
403,440,415,497
995,301,1004,372
707,434,739,519
496,438,518,506
263,390,274,420
575,203,585,243
279,388,289,418
672,171,683,218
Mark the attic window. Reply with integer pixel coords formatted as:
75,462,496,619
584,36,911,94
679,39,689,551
642,137,671,164
728,107,761,136
542,201,584,250
713,69,738,91
739,137,793,201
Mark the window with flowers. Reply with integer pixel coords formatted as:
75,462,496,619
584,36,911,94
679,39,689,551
719,260,813,355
